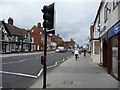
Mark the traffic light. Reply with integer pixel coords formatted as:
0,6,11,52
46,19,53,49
42,3,55,34
41,56,46,65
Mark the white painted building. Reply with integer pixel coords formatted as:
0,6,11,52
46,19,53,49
90,0,120,80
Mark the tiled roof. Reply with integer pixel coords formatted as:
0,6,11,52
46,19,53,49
6,23,27,37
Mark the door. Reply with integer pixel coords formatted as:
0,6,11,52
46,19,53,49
103,40,108,67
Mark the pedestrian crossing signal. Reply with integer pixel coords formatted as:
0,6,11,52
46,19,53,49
41,56,46,65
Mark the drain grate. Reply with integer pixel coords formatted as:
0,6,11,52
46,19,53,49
63,81,73,84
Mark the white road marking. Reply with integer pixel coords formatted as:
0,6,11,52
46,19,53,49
46,57,68,69
0,71,37,78
1,56,71,78
47,65,56,69
2,59,27,64
2,57,39,65
37,69,43,77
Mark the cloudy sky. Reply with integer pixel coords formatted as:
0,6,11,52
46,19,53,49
0,0,101,46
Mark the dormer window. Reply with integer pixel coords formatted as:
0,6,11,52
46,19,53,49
104,3,111,23
113,0,119,9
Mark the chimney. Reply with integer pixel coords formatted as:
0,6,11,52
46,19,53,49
8,17,13,25
37,23,41,28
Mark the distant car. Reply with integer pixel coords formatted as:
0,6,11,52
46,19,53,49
55,49,60,53
55,46,66,53
59,49,66,53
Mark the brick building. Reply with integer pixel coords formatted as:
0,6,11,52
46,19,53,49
64,39,75,49
51,34,64,47
29,23,43,51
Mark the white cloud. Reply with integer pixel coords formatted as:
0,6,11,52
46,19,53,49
0,0,101,3
0,1,100,46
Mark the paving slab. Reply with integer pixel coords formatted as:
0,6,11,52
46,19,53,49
29,54,120,88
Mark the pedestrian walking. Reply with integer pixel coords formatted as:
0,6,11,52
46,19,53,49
84,49,87,57
74,49,79,60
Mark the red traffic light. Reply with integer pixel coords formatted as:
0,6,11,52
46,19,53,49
41,56,46,65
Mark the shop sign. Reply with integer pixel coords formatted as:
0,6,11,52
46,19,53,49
108,21,120,38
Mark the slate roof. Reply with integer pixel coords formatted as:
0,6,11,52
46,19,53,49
5,23,27,38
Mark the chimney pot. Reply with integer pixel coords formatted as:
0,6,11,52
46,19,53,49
37,23,41,28
8,17,13,25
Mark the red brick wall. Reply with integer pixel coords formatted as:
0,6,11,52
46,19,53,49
29,25,41,51
52,35,64,46
90,25,94,40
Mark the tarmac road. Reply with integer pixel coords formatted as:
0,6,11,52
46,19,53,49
2,52,72,88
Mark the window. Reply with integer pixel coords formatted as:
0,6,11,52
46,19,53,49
113,0,119,9
16,37,18,41
4,34,8,41
40,32,42,34
111,35,118,78
12,36,15,41
104,3,111,22
31,38,34,43
94,41,100,54
31,29,34,32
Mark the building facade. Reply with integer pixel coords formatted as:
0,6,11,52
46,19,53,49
0,18,33,53
51,34,64,47
91,0,120,80
29,23,43,51
90,19,100,63
64,39,75,50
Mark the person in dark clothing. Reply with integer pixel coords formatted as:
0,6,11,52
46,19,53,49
84,49,87,57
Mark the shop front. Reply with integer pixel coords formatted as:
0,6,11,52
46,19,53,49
108,21,120,81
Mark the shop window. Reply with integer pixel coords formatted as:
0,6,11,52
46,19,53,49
111,35,118,78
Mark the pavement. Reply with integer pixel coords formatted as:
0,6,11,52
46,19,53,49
29,54,120,88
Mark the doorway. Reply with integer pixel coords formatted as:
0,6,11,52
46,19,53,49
102,40,108,67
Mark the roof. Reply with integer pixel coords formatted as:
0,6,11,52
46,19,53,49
51,38,57,43
5,23,27,37
1,21,12,36
64,41,70,43
93,1,104,25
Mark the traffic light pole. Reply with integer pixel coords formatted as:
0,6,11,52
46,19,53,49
43,27,47,89
42,3,54,89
